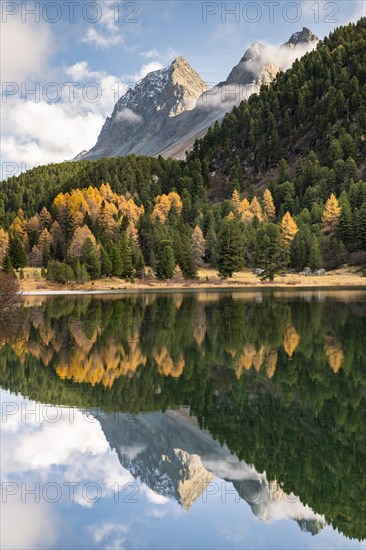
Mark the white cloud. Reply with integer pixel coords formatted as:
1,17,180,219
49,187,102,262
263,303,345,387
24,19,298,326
1,101,106,167
81,0,127,49
115,108,143,124
1,60,124,169
140,47,180,63
141,48,161,59
82,27,124,49
130,61,164,82
0,19,52,82
64,61,103,82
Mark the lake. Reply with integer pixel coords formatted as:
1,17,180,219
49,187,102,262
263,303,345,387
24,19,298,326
0,290,365,549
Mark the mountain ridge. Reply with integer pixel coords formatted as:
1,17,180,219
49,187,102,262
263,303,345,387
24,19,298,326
80,27,319,161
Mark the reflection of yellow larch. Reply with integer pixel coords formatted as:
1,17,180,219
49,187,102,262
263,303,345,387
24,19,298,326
193,306,206,347
69,319,98,354
235,344,257,379
154,347,185,378
173,293,184,310
56,340,146,387
253,345,265,372
38,325,55,347
283,325,300,358
266,350,278,379
324,336,344,373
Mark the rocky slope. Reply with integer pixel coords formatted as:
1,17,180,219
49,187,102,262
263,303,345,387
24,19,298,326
98,408,326,533
80,28,318,161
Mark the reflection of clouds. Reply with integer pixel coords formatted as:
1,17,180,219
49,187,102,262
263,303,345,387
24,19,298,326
90,521,129,550
202,457,262,482
118,444,147,461
0,393,138,548
1,401,135,500
143,487,170,505
0,493,58,550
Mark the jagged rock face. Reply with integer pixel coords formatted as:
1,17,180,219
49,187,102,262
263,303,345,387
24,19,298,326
83,57,206,160
285,27,319,48
97,408,326,534
80,29,319,161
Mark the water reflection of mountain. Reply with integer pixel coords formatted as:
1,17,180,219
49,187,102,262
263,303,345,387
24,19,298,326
0,293,365,541
98,408,326,533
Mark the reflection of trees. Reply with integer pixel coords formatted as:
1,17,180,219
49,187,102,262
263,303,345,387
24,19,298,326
0,294,365,541
0,273,22,346
0,273,21,312
0,310,23,346
0,295,363,387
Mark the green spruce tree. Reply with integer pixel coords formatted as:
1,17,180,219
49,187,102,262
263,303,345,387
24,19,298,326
216,215,243,278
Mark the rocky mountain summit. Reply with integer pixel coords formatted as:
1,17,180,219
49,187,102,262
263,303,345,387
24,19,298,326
83,57,206,160
285,27,319,47
80,28,318,161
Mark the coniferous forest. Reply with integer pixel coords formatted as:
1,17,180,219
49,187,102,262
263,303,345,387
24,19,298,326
0,19,366,282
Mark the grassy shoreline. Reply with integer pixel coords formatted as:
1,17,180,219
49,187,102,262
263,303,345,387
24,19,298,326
18,267,366,294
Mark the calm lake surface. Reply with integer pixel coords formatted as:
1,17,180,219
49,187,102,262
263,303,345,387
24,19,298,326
1,290,365,549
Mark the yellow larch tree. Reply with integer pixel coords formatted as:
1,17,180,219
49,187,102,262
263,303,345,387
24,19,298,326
250,197,263,222
231,189,241,212
152,192,182,223
26,214,41,235
9,215,26,238
100,182,115,202
0,228,9,265
322,193,341,235
263,189,276,221
99,200,118,238
238,198,254,223
38,228,53,257
68,225,97,260
192,226,206,267
39,207,52,229
281,212,299,245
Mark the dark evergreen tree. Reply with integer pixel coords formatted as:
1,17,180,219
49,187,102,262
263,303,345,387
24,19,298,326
81,238,101,280
2,254,15,277
8,235,27,270
256,224,287,281
216,216,243,278
156,240,175,280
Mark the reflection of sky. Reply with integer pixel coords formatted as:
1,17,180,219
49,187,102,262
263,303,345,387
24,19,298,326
0,390,364,550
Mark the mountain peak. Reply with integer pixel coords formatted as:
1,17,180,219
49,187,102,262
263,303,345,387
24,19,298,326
170,55,189,67
286,27,319,46
168,56,206,109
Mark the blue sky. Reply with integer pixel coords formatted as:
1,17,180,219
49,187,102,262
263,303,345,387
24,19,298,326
1,0,365,176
